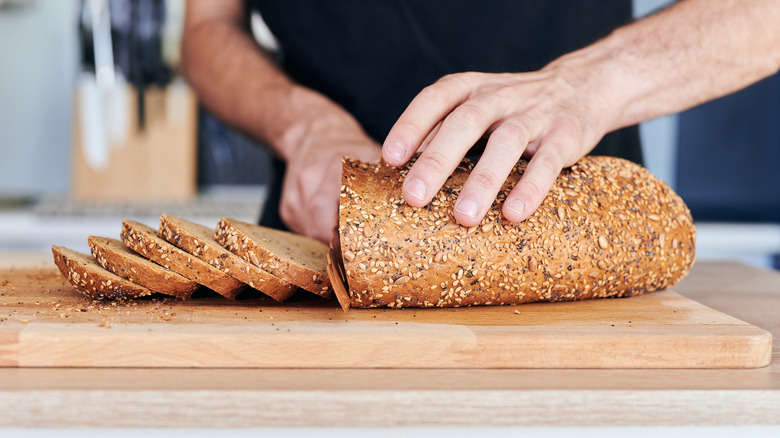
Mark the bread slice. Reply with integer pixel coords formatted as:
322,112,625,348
52,245,152,300
121,220,245,299
88,235,198,299
159,214,296,302
215,217,332,297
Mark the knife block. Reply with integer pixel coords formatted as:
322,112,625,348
71,81,197,202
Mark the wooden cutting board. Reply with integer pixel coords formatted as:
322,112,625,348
0,267,772,368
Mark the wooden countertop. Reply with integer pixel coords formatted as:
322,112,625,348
0,253,778,427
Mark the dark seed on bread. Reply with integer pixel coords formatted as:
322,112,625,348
159,214,296,302
88,235,198,299
121,220,245,299
52,245,152,301
214,217,332,297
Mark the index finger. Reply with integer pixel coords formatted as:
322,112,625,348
382,74,472,166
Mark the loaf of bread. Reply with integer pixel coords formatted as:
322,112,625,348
335,156,696,309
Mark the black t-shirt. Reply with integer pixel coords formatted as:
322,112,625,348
250,0,642,229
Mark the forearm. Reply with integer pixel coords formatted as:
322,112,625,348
552,0,780,132
181,2,344,161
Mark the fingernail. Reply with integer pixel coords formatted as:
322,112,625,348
505,200,525,218
455,198,478,218
405,178,427,201
384,141,406,162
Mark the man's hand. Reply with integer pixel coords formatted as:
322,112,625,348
382,0,780,227
183,0,381,242
281,106,381,242
185,0,779,233
382,67,608,227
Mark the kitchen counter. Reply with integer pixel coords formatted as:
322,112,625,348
0,254,777,427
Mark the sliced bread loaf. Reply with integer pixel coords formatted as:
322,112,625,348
52,245,152,300
338,156,696,308
215,217,332,297
88,235,198,299
121,220,245,299
159,214,296,302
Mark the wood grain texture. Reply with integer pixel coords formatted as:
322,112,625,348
0,256,778,427
0,264,771,368
0,389,777,427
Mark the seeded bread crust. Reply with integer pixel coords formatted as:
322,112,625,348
159,214,297,302
338,156,696,309
52,245,152,300
88,235,198,299
214,218,332,297
121,220,245,299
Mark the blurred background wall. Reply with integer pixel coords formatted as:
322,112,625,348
0,0,79,197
